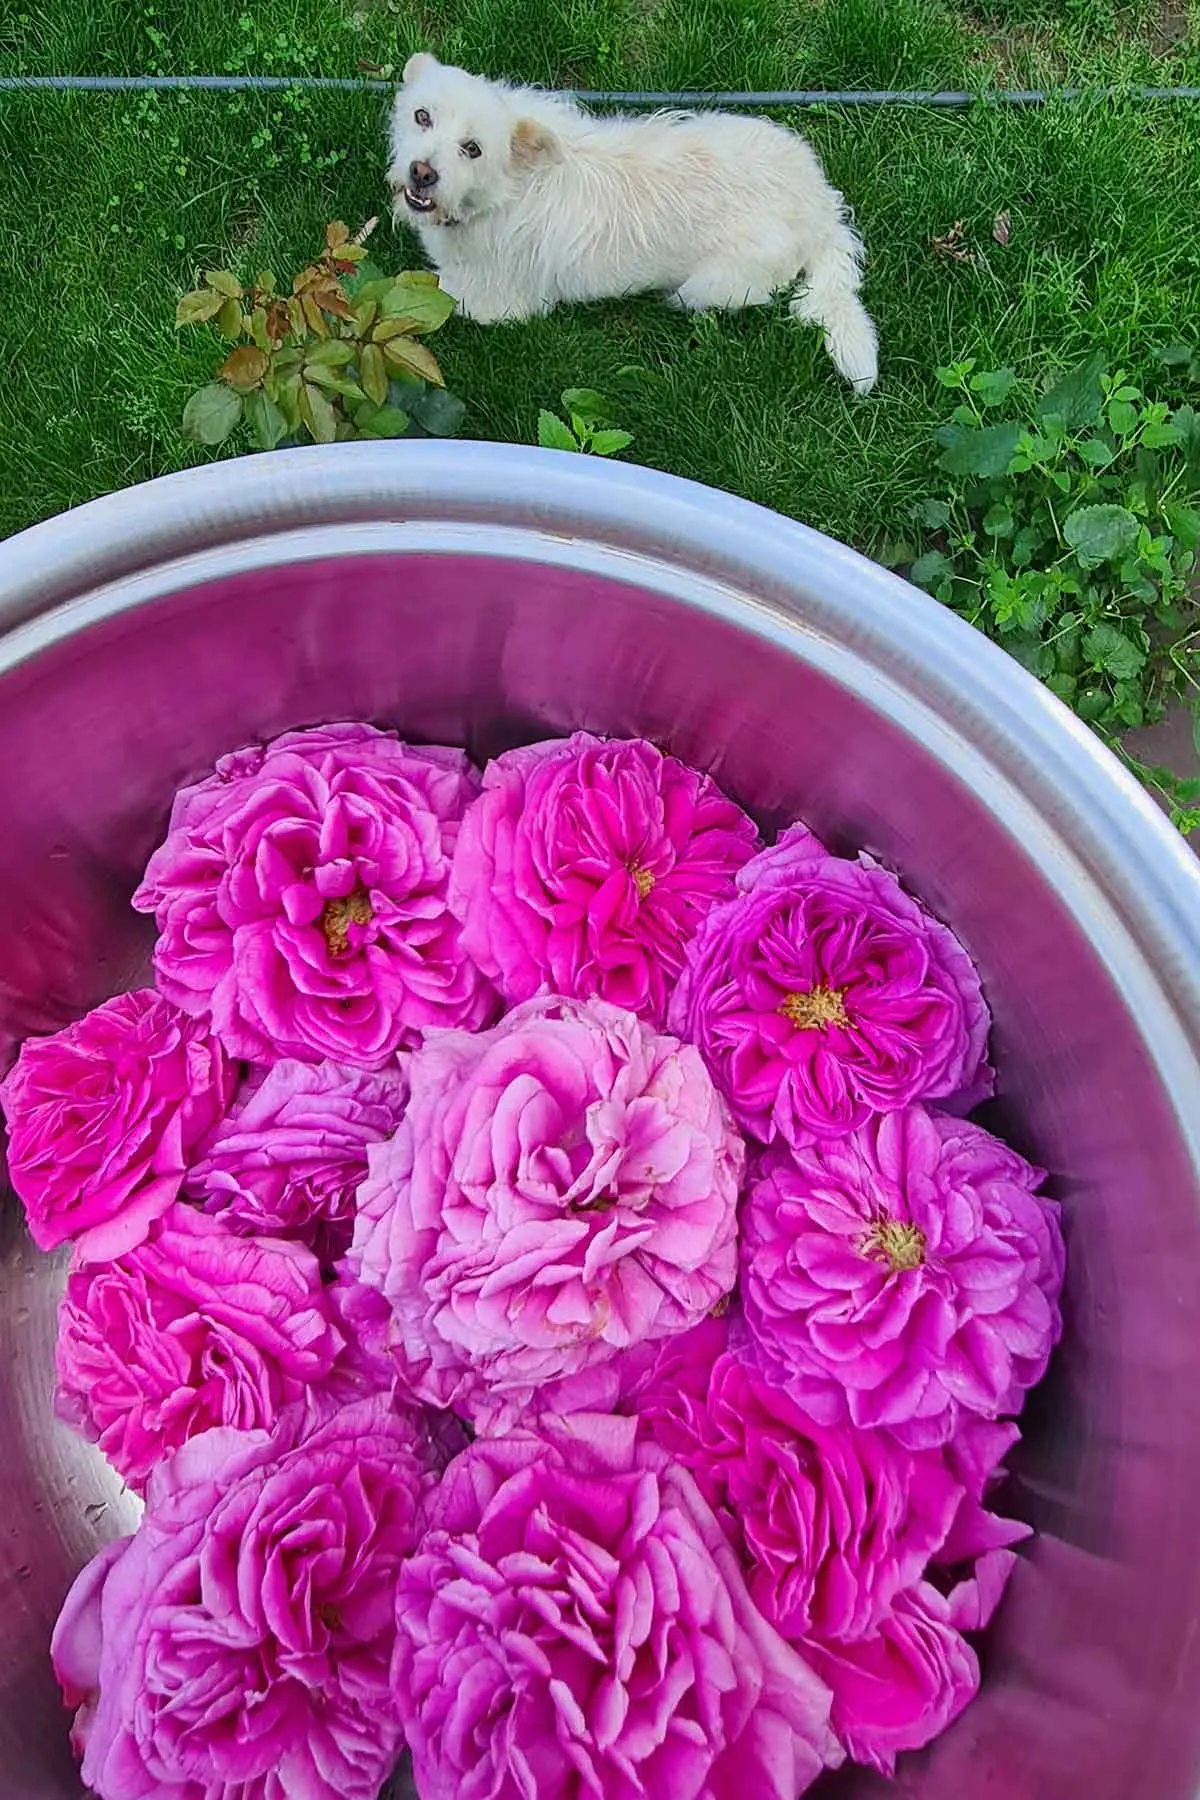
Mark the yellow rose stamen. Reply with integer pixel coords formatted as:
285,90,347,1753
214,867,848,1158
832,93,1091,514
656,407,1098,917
779,985,849,1031
630,863,656,901
320,886,373,959
861,1216,927,1274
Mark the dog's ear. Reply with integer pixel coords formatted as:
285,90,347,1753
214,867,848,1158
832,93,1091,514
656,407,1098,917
511,117,561,166
403,52,438,84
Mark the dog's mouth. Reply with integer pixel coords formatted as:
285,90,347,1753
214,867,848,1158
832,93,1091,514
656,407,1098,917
402,186,438,216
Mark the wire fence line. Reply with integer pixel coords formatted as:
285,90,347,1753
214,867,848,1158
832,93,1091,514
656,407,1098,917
2,74,1200,105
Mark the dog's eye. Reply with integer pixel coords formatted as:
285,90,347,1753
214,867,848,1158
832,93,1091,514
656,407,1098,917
461,139,482,159
414,108,432,127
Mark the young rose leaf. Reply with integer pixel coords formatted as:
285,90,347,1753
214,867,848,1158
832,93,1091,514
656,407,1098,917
249,307,272,351
300,381,337,444
304,364,366,401
409,386,466,437
204,269,243,298
372,316,425,344
1063,504,1139,566
354,402,410,438
381,337,444,385
325,220,351,250
217,345,268,392
360,342,389,405
306,340,357,368
301,294,329,338
245,389,288,451
216,297,243,340
378,276,456,333
176,288,223,326
182,383,243,445
538,410,579,452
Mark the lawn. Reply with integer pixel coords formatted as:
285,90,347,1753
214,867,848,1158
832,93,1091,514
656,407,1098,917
1,0,1198,564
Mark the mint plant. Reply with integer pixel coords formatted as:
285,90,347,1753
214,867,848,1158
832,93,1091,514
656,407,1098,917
902,354,1200,831
537,390,634,457
177,222,465,450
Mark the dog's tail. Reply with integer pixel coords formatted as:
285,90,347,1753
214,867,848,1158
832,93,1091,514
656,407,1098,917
789,225,878,396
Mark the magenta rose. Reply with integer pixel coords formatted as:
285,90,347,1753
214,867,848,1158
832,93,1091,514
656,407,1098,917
632,1337,964,1644
392,1412,842,1800
669,823,991,1147
55,1201,342,1490
0,988,232,1261
807,1581,980,1774
741,1104,1065,1445
187,1056,408,1263
348,994,743,1417
132,722,497,1070
52,1399,425,1800
448,732,759,1026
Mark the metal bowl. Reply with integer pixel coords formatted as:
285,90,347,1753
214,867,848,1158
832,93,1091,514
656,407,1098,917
3,443,1200,1799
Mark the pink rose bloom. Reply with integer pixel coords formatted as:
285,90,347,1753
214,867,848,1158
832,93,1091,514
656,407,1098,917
392,1412,842,1800
55,1201,341,1490
807,1582,980,1774
132,722,496,1070
448,732,759,1026
669,823,991,1147
0,989,232,1261
52,1399,425,1800
633,1339,964,1644
571,1320,1022,1773
187,1056,408,1263
348,994,743,1416
741,1105,1065,1445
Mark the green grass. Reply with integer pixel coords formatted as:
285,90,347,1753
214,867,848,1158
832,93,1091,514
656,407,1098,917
1,0,1199,550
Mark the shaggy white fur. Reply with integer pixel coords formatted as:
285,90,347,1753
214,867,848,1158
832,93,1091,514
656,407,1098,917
388,56,879,393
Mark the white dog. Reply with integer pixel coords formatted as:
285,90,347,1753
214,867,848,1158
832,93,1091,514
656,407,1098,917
388,55,878,393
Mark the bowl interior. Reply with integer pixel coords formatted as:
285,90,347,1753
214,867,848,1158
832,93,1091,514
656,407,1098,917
2,547,1200,1799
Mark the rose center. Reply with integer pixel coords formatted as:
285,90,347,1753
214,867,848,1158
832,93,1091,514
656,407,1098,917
320,885,373,959
780,985,848,1031
316,1601,342,1631
861,1216,927,1274
629,863,655,901
571,1193,618,1214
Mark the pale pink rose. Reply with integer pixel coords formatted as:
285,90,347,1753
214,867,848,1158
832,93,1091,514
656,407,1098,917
670,823,992,1147
52,1400,425,1800
392,1412,842,1800
187,1056,408,1263
741,1105,1064,1445
449,732,759,1026
0,989,232,1261
348,994,743,1417
55,1201,341,1490
132,722,497,1070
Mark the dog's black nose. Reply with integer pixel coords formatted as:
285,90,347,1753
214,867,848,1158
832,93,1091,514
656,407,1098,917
408,160,438,191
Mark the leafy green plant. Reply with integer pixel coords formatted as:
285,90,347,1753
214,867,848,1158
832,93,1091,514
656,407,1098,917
537,390,634,457
903,354,1200,830
176,222,466,450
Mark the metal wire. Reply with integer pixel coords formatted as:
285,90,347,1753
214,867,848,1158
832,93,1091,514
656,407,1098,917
2,74,1200,105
